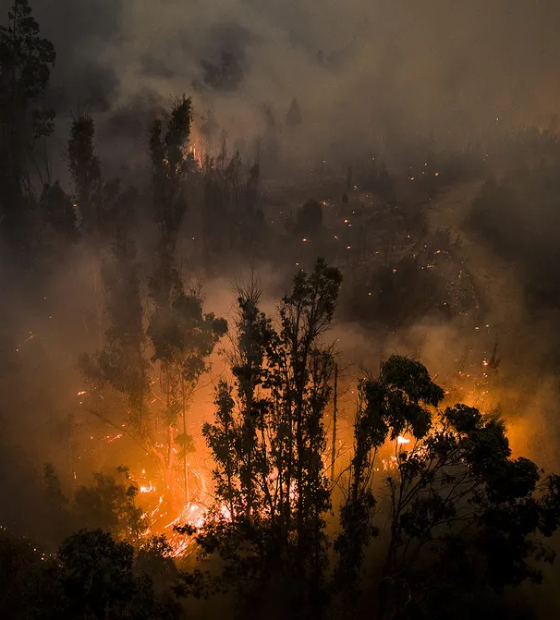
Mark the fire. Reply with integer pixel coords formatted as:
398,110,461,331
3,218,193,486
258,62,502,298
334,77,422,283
160,500,231,558
189,143,202,166
397,435,410,445
131,459,221,558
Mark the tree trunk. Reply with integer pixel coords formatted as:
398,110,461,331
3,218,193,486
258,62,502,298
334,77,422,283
182,396,190,505
331,364,338,482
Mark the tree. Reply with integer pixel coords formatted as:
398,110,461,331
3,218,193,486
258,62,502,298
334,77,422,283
246,162,260,218
55,529,182,620
73,467,146,544
136,535,179,598
67,115,103,236
0,0,55,251
58,529,138,619
190,259,342,617
147,287,227,503
261,104,280,173
76,99,227,508
200,138,262,264
39,181,77,240
335,356,444,592
67,114,136,348
377,161,395,204
0,533,49,620
295,199,323,237
335,356,560,620
286,98,302,128
149,96,192,271
41,464,72,547
148,97,194,501
0,529,183,620
79,202,149,431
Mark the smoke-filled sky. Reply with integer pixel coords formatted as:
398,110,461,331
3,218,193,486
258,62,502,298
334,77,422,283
6,0,560,162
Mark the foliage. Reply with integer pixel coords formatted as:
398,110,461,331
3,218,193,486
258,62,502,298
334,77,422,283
146,282,227,500
149,96,192,255
55,529,182,620
1,7,560,620
67,115,128,238
73,467,146,544
336,356,560,619
0,0,55,103
148,291,227,381
0,0,55,248
136,535,178,594
335,356,445,590
0,533,51,620
188,258,342,616
0,528,183,620
80,215,149,430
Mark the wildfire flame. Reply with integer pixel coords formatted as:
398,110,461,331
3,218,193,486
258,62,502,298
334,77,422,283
140,483,156,494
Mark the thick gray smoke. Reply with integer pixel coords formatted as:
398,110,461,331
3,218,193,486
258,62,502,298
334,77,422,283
6,0,560,169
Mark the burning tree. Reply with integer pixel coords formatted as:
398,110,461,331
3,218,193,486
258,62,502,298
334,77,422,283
146,287,227,503
79,98,227,512
147,97,228,504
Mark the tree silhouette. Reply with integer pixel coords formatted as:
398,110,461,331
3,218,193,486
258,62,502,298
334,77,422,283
286,98,302,127
336,356,560,619
0,0,55,252
189,259,342,617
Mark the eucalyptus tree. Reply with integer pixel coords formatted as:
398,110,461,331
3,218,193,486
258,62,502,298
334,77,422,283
192,258,342,616
336,356,560,620
0,0,55,256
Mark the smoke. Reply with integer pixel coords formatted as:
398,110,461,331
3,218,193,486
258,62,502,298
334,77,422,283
3,0,559,171
3,3,560,611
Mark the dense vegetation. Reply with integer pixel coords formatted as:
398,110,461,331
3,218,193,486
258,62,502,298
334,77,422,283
2,2,560,619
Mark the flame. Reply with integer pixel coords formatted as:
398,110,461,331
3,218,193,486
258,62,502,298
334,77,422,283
190,143,202,166
162,502,211,558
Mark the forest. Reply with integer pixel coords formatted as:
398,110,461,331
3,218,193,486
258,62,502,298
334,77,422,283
3,1,560,618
